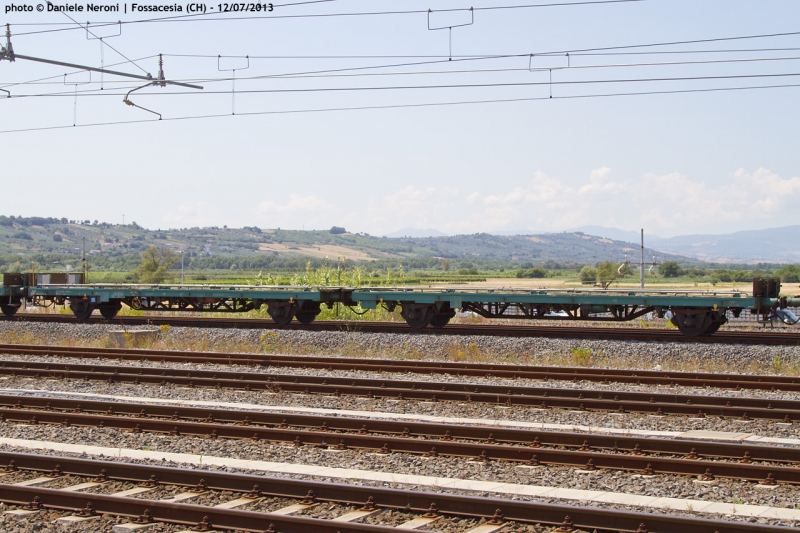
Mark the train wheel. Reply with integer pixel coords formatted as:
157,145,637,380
400,304,434,329
670,311,711,337
295,312,317,324
429,314,452,328
99,302,122,320
0,304,18,317
430,304,456,328
702,312,727,335
267,302,296,325
70,300,94,320
295,302,321,324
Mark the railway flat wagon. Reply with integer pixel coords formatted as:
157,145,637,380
1,274,797,337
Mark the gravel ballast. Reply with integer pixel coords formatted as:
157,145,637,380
1,321,800,531
3,321,800,372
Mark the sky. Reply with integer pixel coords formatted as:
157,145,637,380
1,0,799,237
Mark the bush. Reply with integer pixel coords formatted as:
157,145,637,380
516,267,547,278
571,347,592,366
12,232,32,240
579,266,597,284
53,235,63,242
715,270,733,282
684,268,707,278
659,261,682,278
713,269,750,282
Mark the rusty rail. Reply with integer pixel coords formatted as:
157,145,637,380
0,401,796,483
0,451,793,533
1,342,798,393
1,358,799,420
4,313,800,345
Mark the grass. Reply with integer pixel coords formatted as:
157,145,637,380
570,347,594,366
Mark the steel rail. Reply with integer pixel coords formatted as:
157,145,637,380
0,485,389,533
4,314,800,345
3,393,799,464
0,404,795,483
0,451,791,533
1,359,799,419
2,342,799,392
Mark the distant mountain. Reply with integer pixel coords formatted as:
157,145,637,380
384,228,448,238
376,232,685,264
567,225,800,263
649,226,800,263
489,229,542,236
0,215,689,267
568,226,656,244
14,216,795,265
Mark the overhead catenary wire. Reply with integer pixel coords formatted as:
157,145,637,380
7,53,800,89
43,1,150,75
7,71,800,99
6,29,800,90
163,47,800,59
0,55,159,89
3,7,798,133
8,53,800,86
7,30,798,95
150,54,800,85
1,81,798,135
7,49,800,88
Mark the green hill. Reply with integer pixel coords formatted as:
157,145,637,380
0,215,688,274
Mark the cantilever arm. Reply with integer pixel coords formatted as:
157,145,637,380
0,88,9,98
123,82,162,119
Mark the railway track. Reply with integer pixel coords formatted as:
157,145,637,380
0,393,798,484
1,357,799,420
1,344,799,532
0,450,792,533
4,313,800,345
2,342,800,394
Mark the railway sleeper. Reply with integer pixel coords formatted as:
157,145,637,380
0,451,790,533
0,407,799,484
1,361,798,419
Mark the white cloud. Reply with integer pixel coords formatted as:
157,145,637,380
257,194,329,214
162,202,219,228
255,194,334,230
244,167,800,237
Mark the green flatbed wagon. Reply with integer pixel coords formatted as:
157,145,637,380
1,273,797,337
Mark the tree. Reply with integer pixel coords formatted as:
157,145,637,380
659,261,682,278
441,258,450,272
775,264,800,283
329,226,346,234
579,266,597,284
133,246,179,284
596,260,620,289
